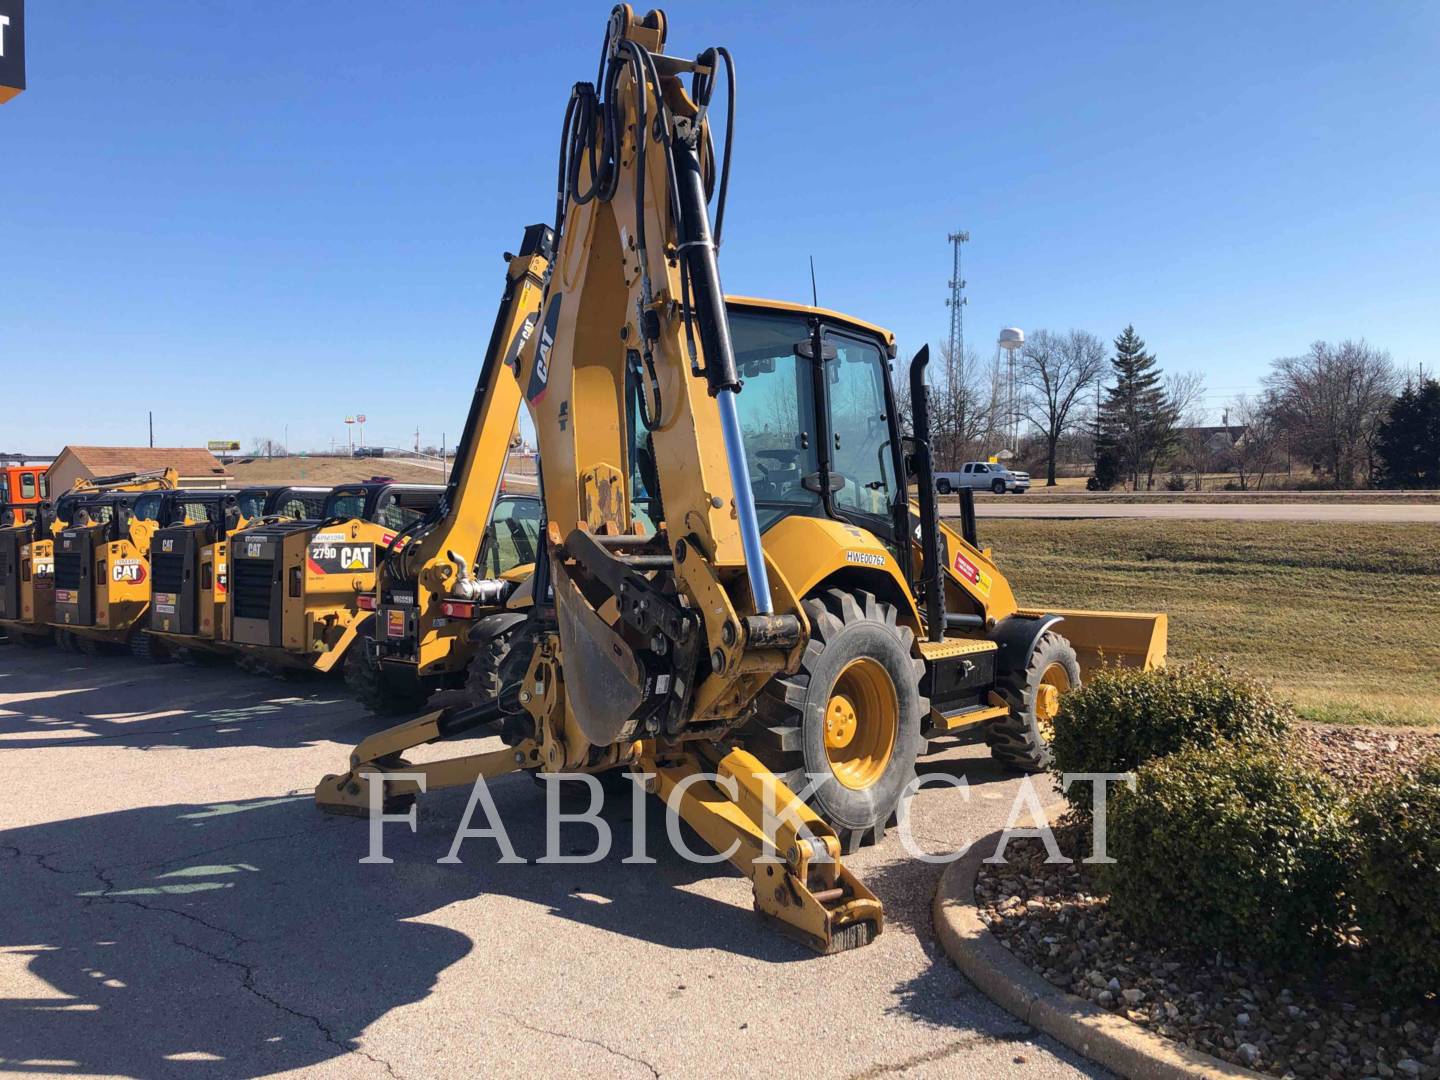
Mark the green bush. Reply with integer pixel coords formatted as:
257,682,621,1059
1101,741,1349,964
1051,662,1292,813
1349,758,1440,998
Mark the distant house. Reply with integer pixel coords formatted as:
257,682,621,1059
1180,425,1248,455
48,446,231,495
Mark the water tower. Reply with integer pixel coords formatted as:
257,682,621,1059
998,328,1024,453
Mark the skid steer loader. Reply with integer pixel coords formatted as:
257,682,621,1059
3,472,186,646
317,5,1165,954
225,480,443,675
51,485,238,658
145,485,331,663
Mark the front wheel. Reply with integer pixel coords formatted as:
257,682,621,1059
991,479,1007,494
986,630,1080,772
748,589,926,850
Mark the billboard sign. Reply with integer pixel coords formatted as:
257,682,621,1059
207,440,241,453
0,0,25,104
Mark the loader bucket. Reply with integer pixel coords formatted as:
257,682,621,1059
1023,608,1168,677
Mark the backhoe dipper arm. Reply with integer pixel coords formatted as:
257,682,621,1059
388,225,553,603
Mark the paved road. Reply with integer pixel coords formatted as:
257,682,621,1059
0,648,1104,1080
972,500,1440,522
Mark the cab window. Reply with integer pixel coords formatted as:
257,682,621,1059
479,497,543,577
39,474,49,498
132,494,164,521
177,500,214,524
20,473,36,500
324,491,368,521
377,491,439,531
827,334,896,521
278,493,326,519
237,492,268,520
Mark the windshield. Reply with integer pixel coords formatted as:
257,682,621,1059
479,497,543,577
274,492,327,519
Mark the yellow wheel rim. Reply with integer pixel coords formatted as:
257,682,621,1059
824,658,899,791
1035,662,1072,742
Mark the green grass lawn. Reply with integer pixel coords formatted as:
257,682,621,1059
972,519,1440,727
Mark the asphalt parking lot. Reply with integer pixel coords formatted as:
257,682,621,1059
0,647,1108,1080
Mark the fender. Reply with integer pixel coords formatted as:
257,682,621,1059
468,610,528,646
988,613,1064,682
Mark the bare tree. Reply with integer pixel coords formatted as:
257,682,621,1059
1265,340,1397,487
1140,370,1205,489
923,341,1001,467
1227,393,1280,490
1019,329,1108,486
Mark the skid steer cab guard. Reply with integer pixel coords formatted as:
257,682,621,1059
0,498,67,644
226,481,442,673
145,486,332,661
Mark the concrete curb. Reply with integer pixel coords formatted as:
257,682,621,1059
933,824,1269,1080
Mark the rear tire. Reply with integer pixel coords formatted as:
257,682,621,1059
747,589,926,851
55,629,76,652
936,478,952,495
986,630,1080,772
19,631,53,648
344,639,429,715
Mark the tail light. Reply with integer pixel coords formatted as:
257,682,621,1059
357,594,376,611
440,600,477,619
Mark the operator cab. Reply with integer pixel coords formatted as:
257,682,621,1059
321,482,443,531
628,297,903,553
235,485,330,524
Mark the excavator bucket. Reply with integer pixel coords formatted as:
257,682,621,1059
1027,608,1168,676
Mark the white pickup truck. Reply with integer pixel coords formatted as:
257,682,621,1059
934,461,1031,495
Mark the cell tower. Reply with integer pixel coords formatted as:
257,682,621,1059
946,231,969,366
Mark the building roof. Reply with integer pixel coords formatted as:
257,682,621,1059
57,446,230,479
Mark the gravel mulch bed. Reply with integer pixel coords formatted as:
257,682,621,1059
975,729,1440,1080
1293,724,1440,786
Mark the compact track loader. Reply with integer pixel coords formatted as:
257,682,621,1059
317,5,1165,954
145,485,331,663
225,481,443,675
50,485,237,657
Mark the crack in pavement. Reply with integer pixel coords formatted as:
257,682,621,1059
504,1012,661,1078
0,843,82,875
170,935,404,1080
846,1027,1035,1079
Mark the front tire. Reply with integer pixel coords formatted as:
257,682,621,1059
748,589,926,850
986,630,1080,772
992,479,1007,494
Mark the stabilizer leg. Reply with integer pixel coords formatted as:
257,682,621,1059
315,702,537,815
645,745,882,954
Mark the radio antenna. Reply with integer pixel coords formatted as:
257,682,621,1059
809,255,818,307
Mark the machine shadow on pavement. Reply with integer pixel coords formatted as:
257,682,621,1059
0,650,381,753
0,777,838,1077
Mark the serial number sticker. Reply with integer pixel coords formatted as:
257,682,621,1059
845,550,885,567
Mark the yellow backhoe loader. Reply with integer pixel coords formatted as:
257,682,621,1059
317,5,1165,955
340,226,552,714
144,485,331,663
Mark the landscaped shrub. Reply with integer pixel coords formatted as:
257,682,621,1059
1050,662,1292,813
1101,741,1350,964
1349,757,1440,998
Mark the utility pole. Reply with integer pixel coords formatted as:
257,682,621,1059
148,411,154,448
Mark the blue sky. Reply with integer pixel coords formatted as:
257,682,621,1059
3,1,1437,454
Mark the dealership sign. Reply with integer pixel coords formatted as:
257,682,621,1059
0,0,24,104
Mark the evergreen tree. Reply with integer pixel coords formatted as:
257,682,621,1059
1377,377,1440,489
1096,325,1174,489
